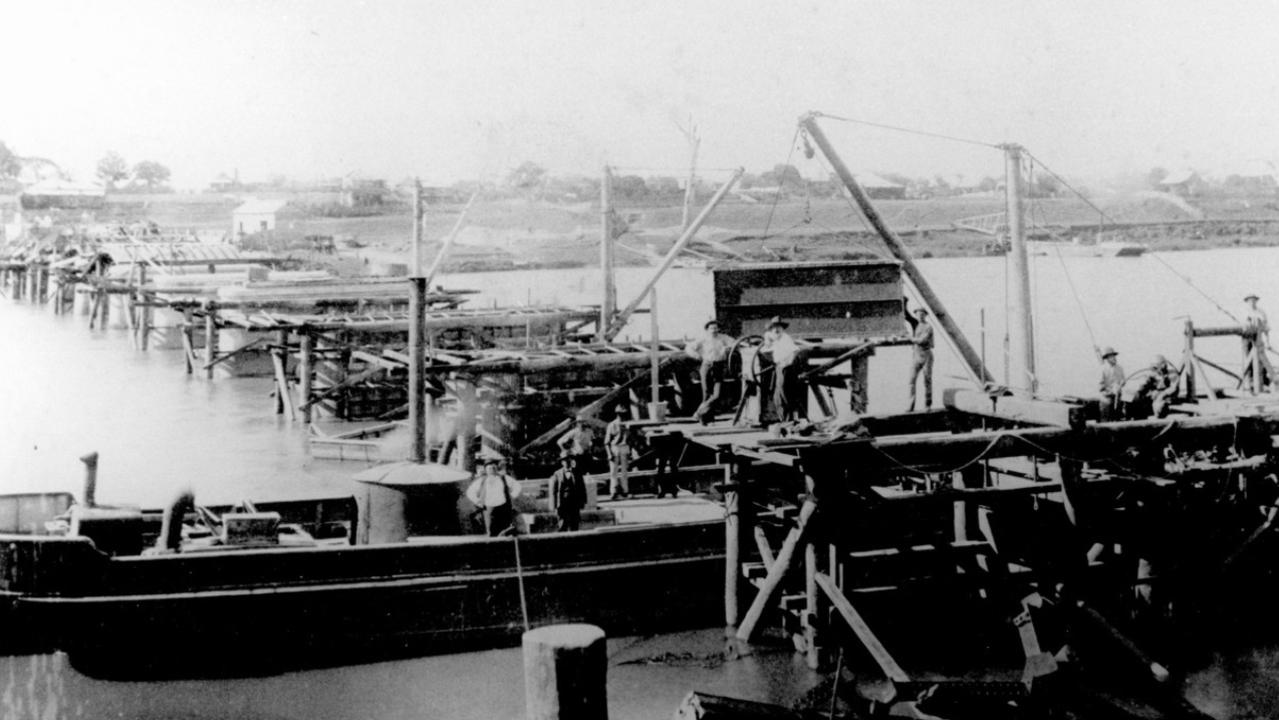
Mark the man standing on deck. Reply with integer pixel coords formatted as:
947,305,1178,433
466,459,522,536
1098,347,1125,421
907,307,935,411
763,316,802,422
1242,293,1273,392
686,319,736,424
604,407,632,498
547,453,586,531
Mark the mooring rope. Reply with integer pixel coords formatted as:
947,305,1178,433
512,534,531,633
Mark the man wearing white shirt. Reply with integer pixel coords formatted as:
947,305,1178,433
763,316,801,421
466,459,522,536
686,319,736,424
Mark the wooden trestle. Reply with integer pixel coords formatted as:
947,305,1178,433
657,401,1274,718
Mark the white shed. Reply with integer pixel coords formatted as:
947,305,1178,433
232,198,288,235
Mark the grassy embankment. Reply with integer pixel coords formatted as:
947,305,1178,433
12,191,1279,272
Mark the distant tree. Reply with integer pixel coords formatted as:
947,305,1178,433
1147,167,1168,189
613,174,648,201
507,161,547,191
646,176,681,198
96,151,128,189
0,141,19,179
977,176,999,192
1034,175,1062,197
132,160,171,189
770,164,803,188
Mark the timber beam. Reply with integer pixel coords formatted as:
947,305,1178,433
944,388,1086,429
798,415,1279,477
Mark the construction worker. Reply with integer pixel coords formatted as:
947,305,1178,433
1098,347,1125,421
1242,293,1273,392
547,453,586,531
604,407,632,498
907,308,934,411
763,316,801,421
1131,355,1179,418
685,319,736,424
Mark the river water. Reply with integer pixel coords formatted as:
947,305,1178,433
1,247,1277,718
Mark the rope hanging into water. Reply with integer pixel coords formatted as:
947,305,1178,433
813,112,1001,150
512,534,531,633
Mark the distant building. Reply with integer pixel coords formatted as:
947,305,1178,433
232,198,288,235
1157,170,1205,197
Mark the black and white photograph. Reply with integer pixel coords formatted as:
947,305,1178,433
2,1,1278,717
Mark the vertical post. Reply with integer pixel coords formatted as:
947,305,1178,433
98,284,109,328
522,624,608,720
1003,143,1036,397
681,120,700,231
723,461,741,637
299,332,314,424
953,465,984,543
138,265,151,350
457,382,480,472
804,542,819,669
1252,335,1264,395
80,452,99,508
204,304,217,379
598,166,616,341
649,287,663,419
182,308,195,374
1183,319,1197,400
409,179,428,464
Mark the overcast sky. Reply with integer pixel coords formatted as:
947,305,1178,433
5,0,1278,189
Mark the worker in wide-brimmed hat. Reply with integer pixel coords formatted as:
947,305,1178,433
685,318,736,424
1098,346,1125,421
1241,293,1273,392
547,451,585,531
763,316,801,422
908,307,934,412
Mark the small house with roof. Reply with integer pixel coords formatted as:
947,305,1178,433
1157,170,1205,197
232,198,288,235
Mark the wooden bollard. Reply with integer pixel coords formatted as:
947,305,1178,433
523,624,608,720
80,451,99,508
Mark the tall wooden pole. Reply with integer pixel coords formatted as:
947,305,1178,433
1003,143,1037,396
681,120,700,231
598,166,616,341
799,113,993,386
603,168,743,341
409,179,428,464
649,287,662,419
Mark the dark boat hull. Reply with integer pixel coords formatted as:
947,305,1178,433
0,522,726,679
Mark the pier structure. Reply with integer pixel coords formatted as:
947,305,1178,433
670,396,1264,717
646,112,1272,719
